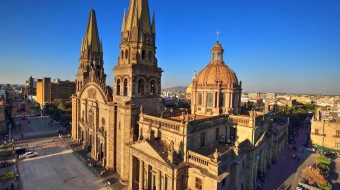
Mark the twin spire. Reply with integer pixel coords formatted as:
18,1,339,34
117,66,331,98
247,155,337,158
80,9,103,61
121,0,156,43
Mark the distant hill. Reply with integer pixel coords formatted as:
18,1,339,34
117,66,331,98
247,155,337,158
163,86,188,91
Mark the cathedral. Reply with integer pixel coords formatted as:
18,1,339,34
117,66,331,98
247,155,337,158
71,0,289,189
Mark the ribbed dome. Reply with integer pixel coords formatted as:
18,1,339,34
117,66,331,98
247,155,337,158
196,63,238,85
195,41,238,86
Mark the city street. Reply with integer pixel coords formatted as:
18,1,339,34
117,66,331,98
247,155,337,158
17,137,107,190
11,116,66,140
262,124,340,190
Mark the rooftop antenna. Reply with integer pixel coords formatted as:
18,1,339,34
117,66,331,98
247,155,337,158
216,30,220,41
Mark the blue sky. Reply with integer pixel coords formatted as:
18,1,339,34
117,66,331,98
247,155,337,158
0,0,339,94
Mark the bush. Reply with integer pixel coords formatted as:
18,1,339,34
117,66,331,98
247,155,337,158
0,151,13,158
318,163,330,177
0,171,15,184
317,156,331,165
0,142,13,149
318,182,332,190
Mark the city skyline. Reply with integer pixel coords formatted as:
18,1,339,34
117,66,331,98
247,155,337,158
0,0,339,94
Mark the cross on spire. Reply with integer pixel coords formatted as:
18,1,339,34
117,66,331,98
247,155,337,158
216,30,220,41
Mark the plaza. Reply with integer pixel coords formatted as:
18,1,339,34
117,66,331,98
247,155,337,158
17,138,106,190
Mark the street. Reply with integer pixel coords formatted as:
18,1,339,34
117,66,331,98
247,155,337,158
11,116,65,140
262,124,340,190
17,137,107,190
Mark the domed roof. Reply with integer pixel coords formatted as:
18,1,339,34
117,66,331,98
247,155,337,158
186,84,192,94
196,63,238,85
195,41,238,86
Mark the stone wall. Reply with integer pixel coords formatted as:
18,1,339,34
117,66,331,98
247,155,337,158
311,120,340,150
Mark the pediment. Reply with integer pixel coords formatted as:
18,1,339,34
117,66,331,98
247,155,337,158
129,140,170,166
79,83,107,103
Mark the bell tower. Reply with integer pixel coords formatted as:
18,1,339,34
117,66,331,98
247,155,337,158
114,0,163,115
76,9,105,94
112,0,163,183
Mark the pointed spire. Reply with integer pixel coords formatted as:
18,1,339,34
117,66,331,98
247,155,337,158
81,9,101,58
121,9,127,32
125,0,152,34
151,10,156,34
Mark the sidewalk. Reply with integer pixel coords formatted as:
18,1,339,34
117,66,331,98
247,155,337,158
67,141,127,190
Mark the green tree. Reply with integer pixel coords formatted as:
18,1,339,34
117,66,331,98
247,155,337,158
318,182,332,190
317,163,330,177
317,156,331,165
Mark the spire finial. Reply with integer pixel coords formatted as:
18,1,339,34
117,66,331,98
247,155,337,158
216,30,220,41
92,0,94,9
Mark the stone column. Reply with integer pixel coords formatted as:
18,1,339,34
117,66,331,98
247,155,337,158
156,170,161,190
227,93,231,108
128,155,133,189
230,93,234,109
139,159,144,190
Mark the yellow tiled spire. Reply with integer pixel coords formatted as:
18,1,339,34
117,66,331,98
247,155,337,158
80,9,102,58
125,0,152,34
121,9,127,32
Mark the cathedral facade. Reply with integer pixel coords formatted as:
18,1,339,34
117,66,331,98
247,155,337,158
72,0,289,189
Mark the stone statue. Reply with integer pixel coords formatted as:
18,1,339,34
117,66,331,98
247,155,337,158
140,106,143,114
169,141,174,153
185,113,189,123
213,149,219,162
180,112,185,123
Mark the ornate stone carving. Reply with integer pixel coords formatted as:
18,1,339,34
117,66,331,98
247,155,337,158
88,88,97,99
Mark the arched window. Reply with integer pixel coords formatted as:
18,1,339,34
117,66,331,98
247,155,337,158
198,93,202,106
142,50,145,60
148,51,152,61
138,79,144,95
125,50,128,59
121,50,124,60
123,78,128,96
116,79,121,95
150,80,156,95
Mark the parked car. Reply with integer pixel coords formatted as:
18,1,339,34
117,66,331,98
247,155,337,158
15,115,23,118
19,152,38,159
305,147,316,152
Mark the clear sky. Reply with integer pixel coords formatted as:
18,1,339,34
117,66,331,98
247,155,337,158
0,0,339,95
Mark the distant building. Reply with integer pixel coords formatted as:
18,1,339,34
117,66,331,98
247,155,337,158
310,108,340,150
0,98,5,135
264,98,296,113
36,77,75,105
36,77,51,105
51,79,76,100
266,93,276,99
0,90,6,103
24,76,36,97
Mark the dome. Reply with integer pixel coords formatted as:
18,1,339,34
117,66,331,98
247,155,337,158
196,63,238,85
195,41,238,86
186,84,192,94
